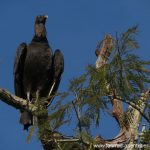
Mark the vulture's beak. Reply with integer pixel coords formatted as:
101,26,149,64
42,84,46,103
44,15,48,19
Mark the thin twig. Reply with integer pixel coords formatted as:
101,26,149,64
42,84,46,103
72,93,85,150
72,100,83,139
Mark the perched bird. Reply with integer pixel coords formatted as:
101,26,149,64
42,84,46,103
14,15,64,130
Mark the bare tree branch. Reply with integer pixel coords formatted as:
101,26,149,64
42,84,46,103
0,88,37,112
117,92,150,123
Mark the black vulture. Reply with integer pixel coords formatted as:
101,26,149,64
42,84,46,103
13,15,64,130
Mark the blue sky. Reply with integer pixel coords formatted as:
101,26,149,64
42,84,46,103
0,0,150,149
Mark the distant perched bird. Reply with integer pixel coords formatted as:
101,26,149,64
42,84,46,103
13,15,64,130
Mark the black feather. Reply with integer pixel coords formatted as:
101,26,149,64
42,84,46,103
52,49,64,93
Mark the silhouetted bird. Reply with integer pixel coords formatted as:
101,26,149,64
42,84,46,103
14,15,64,130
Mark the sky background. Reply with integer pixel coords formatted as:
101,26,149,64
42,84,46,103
0,0,150,149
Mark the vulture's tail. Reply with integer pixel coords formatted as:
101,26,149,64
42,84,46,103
20,111,33,130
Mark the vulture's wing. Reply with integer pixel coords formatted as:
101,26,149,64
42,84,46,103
53,49,64,80
14,43,27,98
48,49,64,106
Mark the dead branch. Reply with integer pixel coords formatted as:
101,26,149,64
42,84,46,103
0,88,37,112
117,93,150,123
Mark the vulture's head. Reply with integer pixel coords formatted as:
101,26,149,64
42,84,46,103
34,15,48,37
